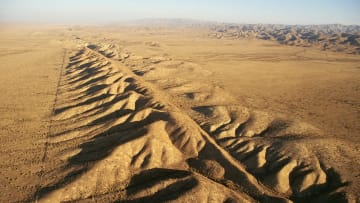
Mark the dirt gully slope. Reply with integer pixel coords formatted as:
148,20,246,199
31,43,357,203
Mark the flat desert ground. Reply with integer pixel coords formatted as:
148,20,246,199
0,25,359,202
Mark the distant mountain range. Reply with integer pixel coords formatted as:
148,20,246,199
121,19,360,54
209,23,360,54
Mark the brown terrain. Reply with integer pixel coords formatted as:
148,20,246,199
0,23,359,202
209,23,360,54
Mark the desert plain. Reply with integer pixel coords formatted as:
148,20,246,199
0,23,359,202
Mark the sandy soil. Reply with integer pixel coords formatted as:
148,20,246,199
0,25,67,202
0,25,359,202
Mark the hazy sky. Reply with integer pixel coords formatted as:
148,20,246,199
1,0,359,25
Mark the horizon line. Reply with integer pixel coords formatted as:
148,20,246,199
1,17,359,27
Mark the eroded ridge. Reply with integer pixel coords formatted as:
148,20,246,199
192,106,351,202
34,46,294,202
89,43,354,202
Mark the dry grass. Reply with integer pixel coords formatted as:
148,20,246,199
0,25,359,202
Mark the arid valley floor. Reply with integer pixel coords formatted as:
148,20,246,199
0,24,359,202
